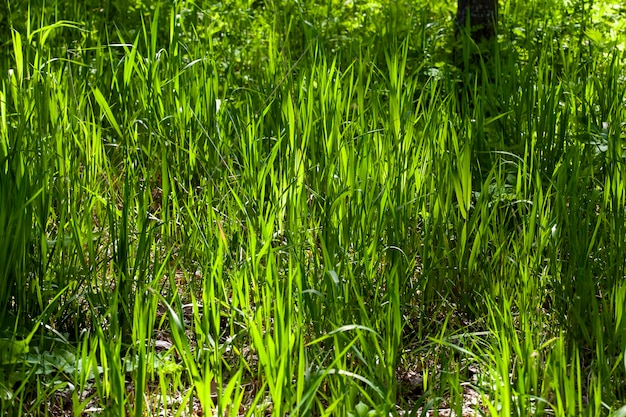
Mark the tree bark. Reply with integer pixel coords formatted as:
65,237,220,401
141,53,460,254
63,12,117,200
455,0,498,42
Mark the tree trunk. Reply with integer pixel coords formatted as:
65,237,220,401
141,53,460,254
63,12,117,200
455,0,498,42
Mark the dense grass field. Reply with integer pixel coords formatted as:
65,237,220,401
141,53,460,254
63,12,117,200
1,0,626,415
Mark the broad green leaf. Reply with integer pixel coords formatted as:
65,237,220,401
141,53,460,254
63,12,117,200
0,338,29,364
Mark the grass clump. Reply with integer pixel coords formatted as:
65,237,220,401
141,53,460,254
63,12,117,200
0,0,625,415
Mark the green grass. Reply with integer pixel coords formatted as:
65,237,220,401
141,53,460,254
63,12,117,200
1,0,625,415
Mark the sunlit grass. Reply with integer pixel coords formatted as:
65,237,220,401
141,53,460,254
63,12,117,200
0,0,625,416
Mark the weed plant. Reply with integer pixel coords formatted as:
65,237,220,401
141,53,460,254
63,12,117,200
0,0,625,415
